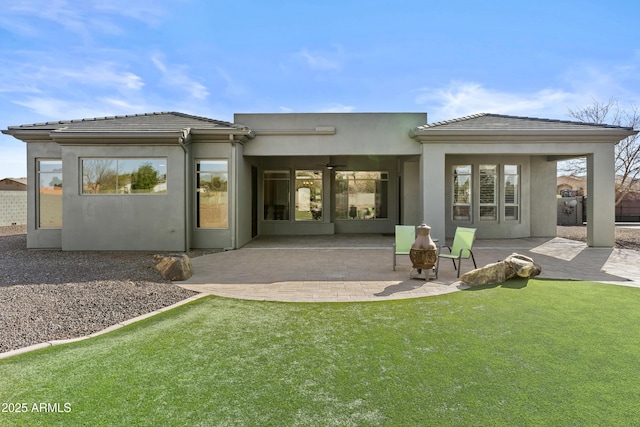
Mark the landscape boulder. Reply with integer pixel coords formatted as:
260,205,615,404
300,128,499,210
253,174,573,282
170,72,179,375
460,253,541,287
154,254,193,281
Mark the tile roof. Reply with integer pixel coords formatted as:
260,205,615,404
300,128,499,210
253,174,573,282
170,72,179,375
7,112,245,132
417,113,635,131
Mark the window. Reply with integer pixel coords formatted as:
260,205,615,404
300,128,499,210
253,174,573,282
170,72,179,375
504,165,519,220
479,165,497,221
335,171,388,219
295,170,323,221
452,165,471,221
264,171,290,220
81,158,166,194
196,160,228,229
37,159,62,228
452,164,521,223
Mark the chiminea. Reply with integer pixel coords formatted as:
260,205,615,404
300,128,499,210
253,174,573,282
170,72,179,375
409,223,437,272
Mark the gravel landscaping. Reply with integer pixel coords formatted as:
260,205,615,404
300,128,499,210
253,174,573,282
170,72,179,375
0,225,198,354
1,224,639,354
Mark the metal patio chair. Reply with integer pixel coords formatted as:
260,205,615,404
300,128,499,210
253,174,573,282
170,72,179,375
392,225,415,271
436,227,477,278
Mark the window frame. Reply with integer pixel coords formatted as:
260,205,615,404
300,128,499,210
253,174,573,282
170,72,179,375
80,157,167,195
503,165,520,221
294,170,323,221
479,164,498,222
36,159,63,229
195,159,229,229
451,163,521,224
452,165,472,221
334,171,389,220
263,170,291,221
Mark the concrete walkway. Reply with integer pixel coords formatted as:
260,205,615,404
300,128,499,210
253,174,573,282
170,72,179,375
179,235,640,302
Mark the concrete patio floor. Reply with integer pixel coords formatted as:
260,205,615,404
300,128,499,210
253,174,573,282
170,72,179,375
179,234,640,302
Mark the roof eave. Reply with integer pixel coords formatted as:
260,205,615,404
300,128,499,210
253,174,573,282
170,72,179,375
409,128,638,143
49,130,186,145
190,128,256,139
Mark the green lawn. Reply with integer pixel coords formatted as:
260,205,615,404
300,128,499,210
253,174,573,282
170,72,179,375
2,279,640,426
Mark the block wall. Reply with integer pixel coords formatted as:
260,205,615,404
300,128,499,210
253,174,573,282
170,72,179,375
0,191,27,226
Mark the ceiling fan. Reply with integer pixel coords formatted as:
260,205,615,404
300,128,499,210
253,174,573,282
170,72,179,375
324,163,346,170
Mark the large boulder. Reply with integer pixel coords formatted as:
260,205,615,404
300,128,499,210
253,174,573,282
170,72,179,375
154,254,193,281
460,253,541,287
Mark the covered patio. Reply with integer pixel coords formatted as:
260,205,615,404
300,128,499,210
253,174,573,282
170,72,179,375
178,234,640,301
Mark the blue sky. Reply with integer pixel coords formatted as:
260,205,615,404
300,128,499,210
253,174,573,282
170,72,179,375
1,0,639,178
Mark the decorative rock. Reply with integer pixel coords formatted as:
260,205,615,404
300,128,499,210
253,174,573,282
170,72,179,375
154,254,193,281
460,253,541,287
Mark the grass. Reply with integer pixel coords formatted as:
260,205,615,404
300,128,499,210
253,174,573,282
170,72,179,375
2,279,640,426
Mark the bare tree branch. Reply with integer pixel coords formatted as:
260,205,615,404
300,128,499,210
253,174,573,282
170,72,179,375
562,98,640,206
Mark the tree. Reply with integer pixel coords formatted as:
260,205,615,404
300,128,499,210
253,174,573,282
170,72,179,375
83,159,117,193
131,163,160,191
560,98,640,206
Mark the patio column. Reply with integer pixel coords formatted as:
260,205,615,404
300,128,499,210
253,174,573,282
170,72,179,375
420,144,446,243
586,144,616,247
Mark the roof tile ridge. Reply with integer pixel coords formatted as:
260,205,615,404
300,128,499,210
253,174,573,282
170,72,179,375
12,112,173,128
167,111,241,128
423,112,488,128
482,113,634,130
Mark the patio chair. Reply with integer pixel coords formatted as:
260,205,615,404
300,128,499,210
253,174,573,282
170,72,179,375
435,227,477,278
392,225,415,271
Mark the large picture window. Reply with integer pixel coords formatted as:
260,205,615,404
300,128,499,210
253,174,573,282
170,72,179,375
37,159,62,228
335,171,388,220
196,160,228,229
264,171,290,220
295,170,323,221
82,158,166,194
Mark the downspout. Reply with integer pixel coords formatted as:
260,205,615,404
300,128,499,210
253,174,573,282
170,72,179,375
178,128,192,252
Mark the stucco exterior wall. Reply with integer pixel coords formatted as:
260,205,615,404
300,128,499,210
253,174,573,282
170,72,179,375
530,156,558,237
237,113,425,156
61,144,187,251
401,159,421,226
235,146,259,248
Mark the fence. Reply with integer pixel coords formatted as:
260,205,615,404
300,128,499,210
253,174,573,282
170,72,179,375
557,196,584,226
0,191,27,226
616,199,640,222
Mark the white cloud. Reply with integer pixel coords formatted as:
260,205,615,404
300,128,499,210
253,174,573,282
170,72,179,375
11,96,150,120
418,55,640,123
52,65,144,90
416,81,581,122
151,53,209,100
0,0,168,39
297,46,343,71
0,59,144,93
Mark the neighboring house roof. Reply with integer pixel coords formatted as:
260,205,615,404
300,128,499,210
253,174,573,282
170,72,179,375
0,178,27,190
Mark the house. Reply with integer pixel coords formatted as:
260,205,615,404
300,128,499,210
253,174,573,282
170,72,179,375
0,177,27,191
3,112,636,250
